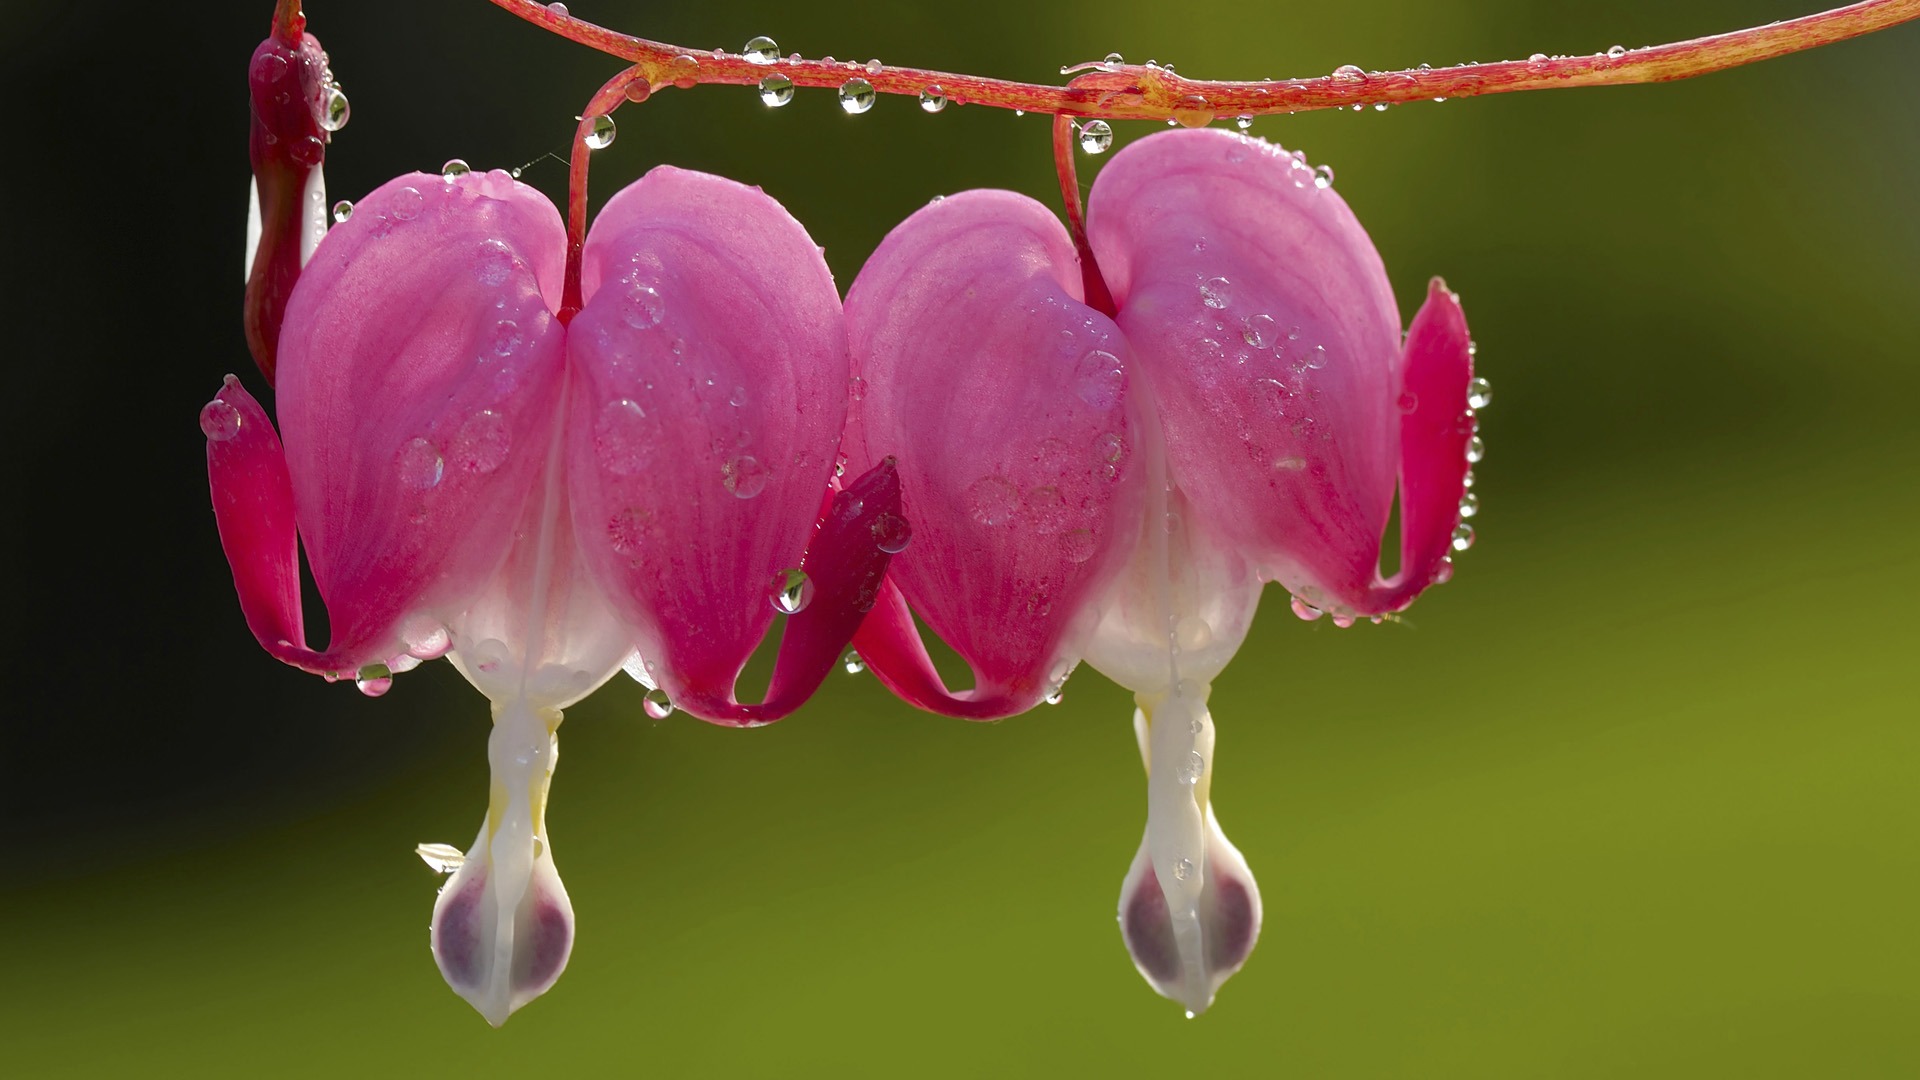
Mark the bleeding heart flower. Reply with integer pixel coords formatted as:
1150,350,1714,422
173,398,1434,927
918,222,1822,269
203,164,900,1025
844,127,1478,1014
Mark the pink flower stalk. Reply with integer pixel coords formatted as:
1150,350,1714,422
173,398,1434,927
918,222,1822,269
204,162,901,1025
844,127,1477,1014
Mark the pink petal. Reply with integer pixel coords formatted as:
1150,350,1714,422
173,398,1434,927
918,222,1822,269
844,190,1144,713
1087,129,1403,613
202,375,309,662
566,167,848,714
275,171,568,668
1376,278,1474,607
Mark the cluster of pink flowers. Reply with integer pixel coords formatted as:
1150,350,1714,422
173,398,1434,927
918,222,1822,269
211,7,1476,1025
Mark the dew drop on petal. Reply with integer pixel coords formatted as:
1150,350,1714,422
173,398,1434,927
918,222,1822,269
1241,313,1276,349
743,35,779,64
1314,164,1335,189
595,400,656,475
391,186,423,221
1173,858,1195,881
843,651,866,676
1078,119,1113,155
723,455,768,498
1451,523,1476,551
1061,528,1097,563
1181,751,1205,784
1396,391,1419,413
1467,376,1493,409
643,687,675,720
838,78,876,114
1235,114,1253,131
251,51,288,86
441,158,471,182
621,284,664,329
584,115,616,150
1459,491,1480,519
1199,277,1231,309
199,399,242,441
871,512,912,553
1291,595,1324,621
1466,435,1486,463
320,84,351,132
451,410,510,474
330,199,353,223
1073,348,1124,408
356,663,394,697
1022,485,1070,534
919,85,948,112
396,436,444,490
474,239,514,286
767,567,814,614
966,475,1020,526
759,73,794,107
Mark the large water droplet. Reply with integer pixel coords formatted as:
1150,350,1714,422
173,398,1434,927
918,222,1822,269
251,52,288,86
759,73,794,107
1451,523,1476,551
330,199,353,223
1467,376,1493,410
451,409,509,474
584,115,616,150
1199,277,1232,310
1241,313,1276,349
1291,595,1324,621
743,35,779,64
838,78,875,114
843,651,867,676
919,85,948,113
1466,435,1486,463
396,436,444,490
1061,528,1097,564
356,663,393,697
199,398,242,441
1331,64,1367,82
1073,348,1124,408
723,455,768,498
643,687,675,720
441,158,471,182
547,1,568,15
1078,119,1113,154
1314,164,1335,189
767,567,815,614
391,186,423,221
595,399,655,475
621,283,664,329
320,84,351,132
669,54,699,88
1459,491,1480,518
966,475,1020,526
474,238,514,286
871,512,912,553
1172,95,1213,127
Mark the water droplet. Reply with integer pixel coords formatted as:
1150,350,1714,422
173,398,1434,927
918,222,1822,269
871,512,912,553
391,186,423,221
1467,377,1492,409
1307,344,1328,370
251,52,288,86
743,35,779,64
1314,164,1335,189
200,396,242,440
1095,431,1126,464
1022,486,1070,534
1332,64,1367,82
1176,616,1214,651
1055,528,1097,564
1466,435,1486,463
1373,102,1390,112
416,842,466,874
1291,595,1324,621
433,159,469,184
1173,857,1195,881
1434,557,1455,585
838,78,875,114
919,85,948,112
330,199,353,223
319,84,351,132
1078,119,1113,154
966,475,1020,526
1235,115,1253,131
1073,348,1124,408
582,114,616,150
643,687,675,720
396,436,444,490
843,651,867,676
767,567,815,614
1169,94,1213,128
1607,44,1627,59
621,283,664,329
450,410,509,474
1242,313,1276,349
1451,523,1476,552
547,1,568,15
356,663,393,697
624,78,652,104
865,58,883,75
1459,491,1480,519
1181,751,1205,784
595,399,656,475
1528,52,1549,65
485,319,521,358
758,73,794,107
1199,276,1232,309
669,55,700,88
723,455,768,498
607,507,656,553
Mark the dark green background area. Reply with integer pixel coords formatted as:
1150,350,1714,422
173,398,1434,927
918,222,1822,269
2,0,1914,1075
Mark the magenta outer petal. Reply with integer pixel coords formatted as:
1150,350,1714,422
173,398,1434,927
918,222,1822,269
567,167,847,713
1088,129,1403,612
205,376,309,661
276,172,569,668
845,190,1142,712
1380,279,1474,606
244,31,330,384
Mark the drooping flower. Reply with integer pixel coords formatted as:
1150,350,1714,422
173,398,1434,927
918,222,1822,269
844,128,1477,1014
204,164,900,1025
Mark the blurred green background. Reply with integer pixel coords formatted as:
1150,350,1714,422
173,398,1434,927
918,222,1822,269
2,0,1915,1075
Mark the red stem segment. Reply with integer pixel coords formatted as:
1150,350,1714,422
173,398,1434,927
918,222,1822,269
487,0,1920,121
1052,110,1116,318
559,65,648,323
271,0,304,45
